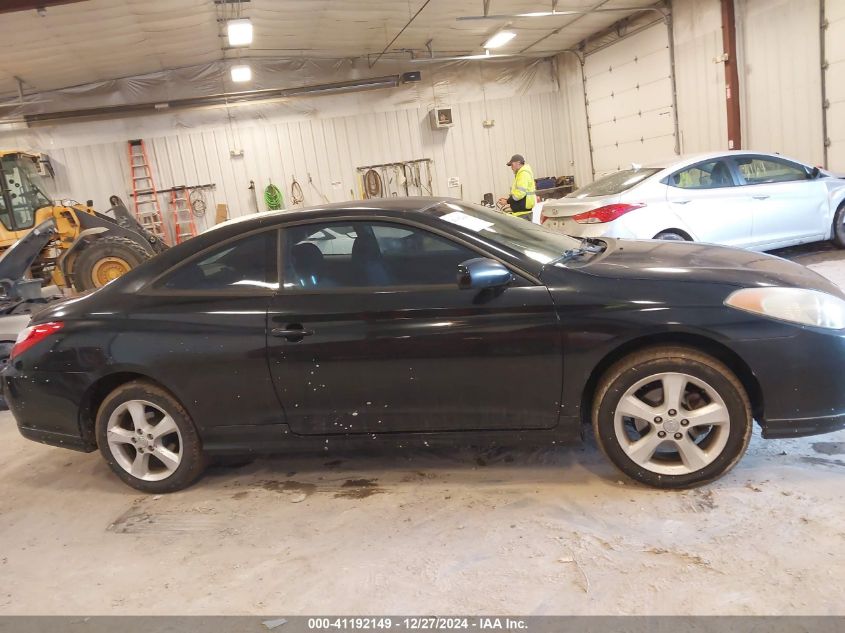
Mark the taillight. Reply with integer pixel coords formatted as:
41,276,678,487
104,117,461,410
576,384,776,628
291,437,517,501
11,321,64,360
572,203,645,224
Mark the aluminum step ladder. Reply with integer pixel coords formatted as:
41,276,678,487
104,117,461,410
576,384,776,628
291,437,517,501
127,139,169,244
169,187,197,243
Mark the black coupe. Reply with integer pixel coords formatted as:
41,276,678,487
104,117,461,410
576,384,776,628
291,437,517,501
5,198,845,492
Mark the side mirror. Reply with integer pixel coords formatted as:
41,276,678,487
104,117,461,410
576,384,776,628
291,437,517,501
457,257,514,290
810,166,822,179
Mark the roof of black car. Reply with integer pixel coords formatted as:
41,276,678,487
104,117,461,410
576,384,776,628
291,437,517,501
209,196,452,234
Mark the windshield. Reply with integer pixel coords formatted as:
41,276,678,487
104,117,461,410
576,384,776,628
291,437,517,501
567,168,662,198
0,154,52,230
429,201,581,265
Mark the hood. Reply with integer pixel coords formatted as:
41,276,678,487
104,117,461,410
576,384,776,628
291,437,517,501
572,238,843,295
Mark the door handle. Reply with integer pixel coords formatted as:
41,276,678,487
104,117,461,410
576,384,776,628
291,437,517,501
271,325,314,341
671,200,691,205
752,195,770,200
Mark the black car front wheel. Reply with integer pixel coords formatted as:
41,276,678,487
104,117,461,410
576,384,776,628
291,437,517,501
593,346,752,488
96,380,206,493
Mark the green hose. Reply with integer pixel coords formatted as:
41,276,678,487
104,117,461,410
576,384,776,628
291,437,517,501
264,183,284,210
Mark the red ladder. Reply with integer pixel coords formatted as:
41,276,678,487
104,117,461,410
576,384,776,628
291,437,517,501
169,187,197,243
127,139,169,244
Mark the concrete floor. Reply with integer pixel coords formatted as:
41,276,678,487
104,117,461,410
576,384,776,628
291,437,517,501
1,244,844,616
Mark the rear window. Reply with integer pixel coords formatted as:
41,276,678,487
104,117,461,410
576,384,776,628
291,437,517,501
567,168,662,198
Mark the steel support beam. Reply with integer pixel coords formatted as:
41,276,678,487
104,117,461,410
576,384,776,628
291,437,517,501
721,0,742,150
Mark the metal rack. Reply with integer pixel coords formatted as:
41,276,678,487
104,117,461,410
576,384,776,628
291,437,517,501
356,159,433,199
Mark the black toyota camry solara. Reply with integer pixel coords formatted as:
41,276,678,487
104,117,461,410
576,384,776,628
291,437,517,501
5,198,845,492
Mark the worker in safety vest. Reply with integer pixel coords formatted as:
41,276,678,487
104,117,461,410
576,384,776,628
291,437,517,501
498,154,536,220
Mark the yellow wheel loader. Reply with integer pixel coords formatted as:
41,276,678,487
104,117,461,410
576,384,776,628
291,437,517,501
0,150,167,297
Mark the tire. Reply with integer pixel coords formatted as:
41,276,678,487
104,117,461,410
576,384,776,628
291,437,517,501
654,231,688,241
832,204,845,249
95,380,206,493
72,236,150,292
592,346,752,489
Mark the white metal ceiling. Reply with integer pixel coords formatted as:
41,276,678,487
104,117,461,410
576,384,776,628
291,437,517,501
0,0,659,99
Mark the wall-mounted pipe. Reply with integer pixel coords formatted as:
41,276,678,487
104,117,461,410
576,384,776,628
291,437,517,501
3,73,421,127
561,49,596,180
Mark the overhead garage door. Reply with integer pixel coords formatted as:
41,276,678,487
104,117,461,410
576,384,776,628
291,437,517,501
826,0,845,171
584,23,677,178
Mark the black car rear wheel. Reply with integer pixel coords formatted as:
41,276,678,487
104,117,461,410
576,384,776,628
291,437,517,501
593,346,752,488
95,380,206,493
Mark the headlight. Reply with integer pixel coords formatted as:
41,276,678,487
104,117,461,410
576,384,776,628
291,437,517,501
724,287,845,329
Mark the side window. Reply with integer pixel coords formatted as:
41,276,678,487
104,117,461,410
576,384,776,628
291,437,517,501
159,230,278,291
735,157,809,184
283,221,479,290
667,160,734,189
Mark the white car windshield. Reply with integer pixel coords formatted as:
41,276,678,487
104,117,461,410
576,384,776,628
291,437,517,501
568,168,662,198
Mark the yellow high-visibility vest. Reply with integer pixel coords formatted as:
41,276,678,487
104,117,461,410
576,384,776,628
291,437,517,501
510,164,536,210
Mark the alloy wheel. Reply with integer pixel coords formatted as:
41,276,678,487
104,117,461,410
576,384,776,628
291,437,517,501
613,372,731,476
106,399,183,481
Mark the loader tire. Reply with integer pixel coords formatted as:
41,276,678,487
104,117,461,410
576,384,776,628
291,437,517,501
72,236,150,292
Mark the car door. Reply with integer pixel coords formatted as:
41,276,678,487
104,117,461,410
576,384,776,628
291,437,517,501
729,155,828,248
663,158,753,247
268,218,562,435
127,229,283,434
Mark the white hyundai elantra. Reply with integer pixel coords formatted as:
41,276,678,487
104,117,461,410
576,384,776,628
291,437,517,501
540,151,845,251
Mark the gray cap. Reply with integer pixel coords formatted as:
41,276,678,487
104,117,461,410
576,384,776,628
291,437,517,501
506,154,525,166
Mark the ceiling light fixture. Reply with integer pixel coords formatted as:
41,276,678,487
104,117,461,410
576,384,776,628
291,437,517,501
230,64,252,82
482,30,516,49
409,51,514,63
227,18,253,46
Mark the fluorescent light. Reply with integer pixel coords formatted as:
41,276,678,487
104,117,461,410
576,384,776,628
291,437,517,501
409,52,513,63
482,30,516,49
230,65,252,82
227,19,253,46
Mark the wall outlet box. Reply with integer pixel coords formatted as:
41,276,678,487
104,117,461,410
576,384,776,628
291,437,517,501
447,176,461,188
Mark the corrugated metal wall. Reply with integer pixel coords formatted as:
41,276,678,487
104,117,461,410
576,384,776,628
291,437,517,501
738,0,825,166
673,0,727,154
43,91,571,230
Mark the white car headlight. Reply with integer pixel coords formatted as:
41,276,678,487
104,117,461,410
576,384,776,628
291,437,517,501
724,287,845,330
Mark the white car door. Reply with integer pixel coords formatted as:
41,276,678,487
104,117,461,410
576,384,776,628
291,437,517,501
729,155,828,249
664,158,754,247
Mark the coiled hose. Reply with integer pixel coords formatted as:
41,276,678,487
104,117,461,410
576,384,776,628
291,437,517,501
264,183,284,210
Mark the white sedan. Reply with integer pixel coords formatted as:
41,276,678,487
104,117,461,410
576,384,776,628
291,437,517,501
540,151,845,251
